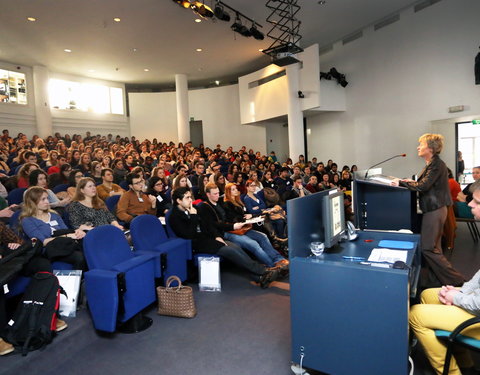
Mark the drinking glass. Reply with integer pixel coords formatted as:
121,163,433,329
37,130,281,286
310,242,325,258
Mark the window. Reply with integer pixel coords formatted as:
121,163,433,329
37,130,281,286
49,79,124,115
0,69,27,105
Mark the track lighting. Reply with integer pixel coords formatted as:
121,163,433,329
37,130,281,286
231,14,251,37
320,68,348,87
191,1,214,18
214,2,230,22
249,25,264,40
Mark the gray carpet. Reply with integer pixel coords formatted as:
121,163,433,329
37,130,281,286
2,222,479,375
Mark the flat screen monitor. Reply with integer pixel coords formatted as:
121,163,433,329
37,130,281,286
322,190,346,248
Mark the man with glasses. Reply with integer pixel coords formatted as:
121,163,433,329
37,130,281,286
116,172,156,224
96,168,125,201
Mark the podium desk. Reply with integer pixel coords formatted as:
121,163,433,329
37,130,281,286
353,179,419,232
290,230,420,375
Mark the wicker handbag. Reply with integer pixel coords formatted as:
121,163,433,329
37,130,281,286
156,276,197,318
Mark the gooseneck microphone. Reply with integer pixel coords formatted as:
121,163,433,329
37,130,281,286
364,154,406,179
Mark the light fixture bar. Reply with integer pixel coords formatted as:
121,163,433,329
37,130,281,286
216,1,262,28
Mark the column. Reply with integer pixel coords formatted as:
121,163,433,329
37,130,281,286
286,63,305,161
175,74,190,143
32,65,53,138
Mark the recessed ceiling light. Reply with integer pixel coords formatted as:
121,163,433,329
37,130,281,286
144,68,149,72
258,48,264,52
215,80,220,85
195,19,202,23
196,48,203,52
113,17,121,22
27,17,36,22
318,0,326,4
132,48,138,52
64,49,72,53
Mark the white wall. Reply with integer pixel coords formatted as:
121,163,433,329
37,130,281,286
238,45,322,125
129,85,267,153
0,64,130,138
307,0,480,178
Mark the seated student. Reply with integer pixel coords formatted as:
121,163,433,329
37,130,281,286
305,175,321,193
67,177,123,230
457,166,480,204
274,167,292,201
28,169,71,211
48,163,71,189
222,183,288,269
318,172,332,191
170,186,279,288
66,170,84,198
89,161,103,185
244,180,287,240
410,183,480,375
20,186,87,270
116,172,156,224
96,168,125,201
16,162,39,189
112,158,128,185
288,176,311,200
261,170,276,190
146,176,172,217
213,172,226,197
195,174,209,201
0,222,59,356
338,169,352,191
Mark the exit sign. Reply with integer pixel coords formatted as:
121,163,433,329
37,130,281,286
473,120,480,125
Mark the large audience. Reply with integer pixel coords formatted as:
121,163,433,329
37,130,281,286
0,128,358,355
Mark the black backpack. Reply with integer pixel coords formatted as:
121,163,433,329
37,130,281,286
4,272,66,356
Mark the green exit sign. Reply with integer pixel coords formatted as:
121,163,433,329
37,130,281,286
473,120,480,125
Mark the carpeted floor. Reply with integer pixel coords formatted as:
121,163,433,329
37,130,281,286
1,222,479,375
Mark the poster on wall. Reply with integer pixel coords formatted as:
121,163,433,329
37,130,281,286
0,69,27,104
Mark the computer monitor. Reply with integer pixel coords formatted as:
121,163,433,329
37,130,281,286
322,190,346,248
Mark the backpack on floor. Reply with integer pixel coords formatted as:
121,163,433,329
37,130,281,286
4,271,66,356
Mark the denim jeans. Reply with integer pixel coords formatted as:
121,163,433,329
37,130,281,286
217,241,266,278
225,230,284,267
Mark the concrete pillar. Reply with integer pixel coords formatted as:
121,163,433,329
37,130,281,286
32,65,53,138
175,74,190,143
286,63,305,161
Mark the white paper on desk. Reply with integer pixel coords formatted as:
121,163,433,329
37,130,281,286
368,248,408,264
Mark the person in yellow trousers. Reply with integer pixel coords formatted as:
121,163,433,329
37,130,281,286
410,182,480,374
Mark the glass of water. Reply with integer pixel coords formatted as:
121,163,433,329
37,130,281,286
310,242,325,258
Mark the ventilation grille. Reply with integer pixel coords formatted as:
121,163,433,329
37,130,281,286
343,31,363,45
374,14,400,31
414,0,442,13
248,70,286,89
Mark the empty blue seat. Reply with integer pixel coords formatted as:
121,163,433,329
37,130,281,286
83,225,156,333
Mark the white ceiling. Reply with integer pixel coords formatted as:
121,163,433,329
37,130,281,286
0,0,423,88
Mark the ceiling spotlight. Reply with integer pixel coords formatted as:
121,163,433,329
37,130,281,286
215,80,220,85
195,18,202,23
196,48,203,52
64,49,72,53
231,14,251,37
27,17,36,22
144,68,150,72
113,17,121,22
250,25,264,40
191,1,214,18
214,3,230,22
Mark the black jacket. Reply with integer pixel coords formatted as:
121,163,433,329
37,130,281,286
168,205,222,254
400,154,452,213
196,201,234,239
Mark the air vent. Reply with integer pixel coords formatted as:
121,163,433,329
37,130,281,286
374,14,400,31
248,70,286,89
414,0,442,13
343,31,363,45
319,44,333,56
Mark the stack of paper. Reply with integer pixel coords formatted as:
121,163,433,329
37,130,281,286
368,248,408,264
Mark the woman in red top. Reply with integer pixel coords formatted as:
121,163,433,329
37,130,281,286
17,163,39,188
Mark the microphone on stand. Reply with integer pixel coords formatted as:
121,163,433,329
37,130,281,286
364,154,406,179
